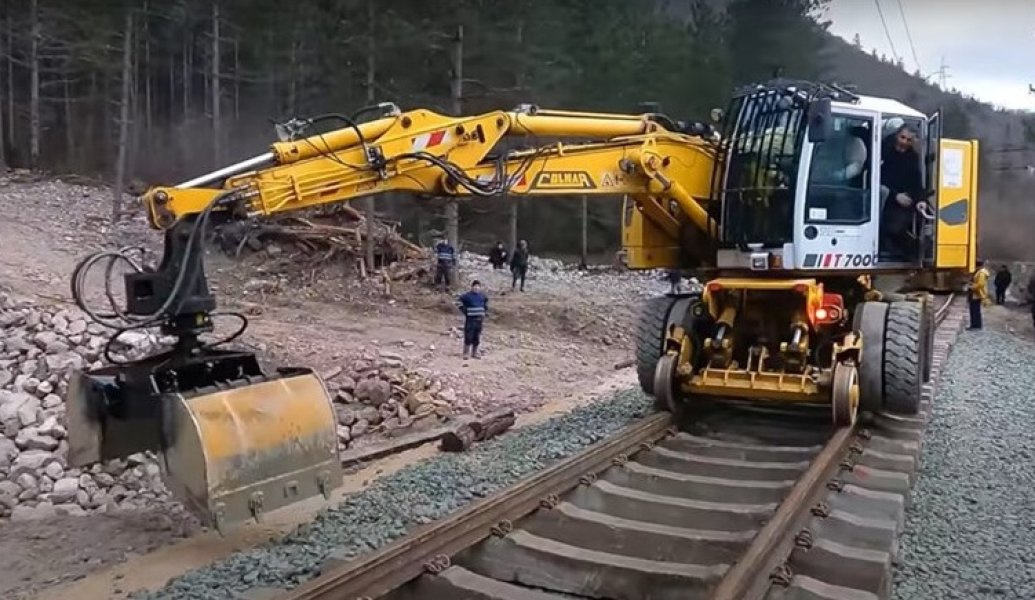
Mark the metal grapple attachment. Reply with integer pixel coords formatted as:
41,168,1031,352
66,349,342,532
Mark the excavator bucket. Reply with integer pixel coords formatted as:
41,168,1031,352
67,357,342,532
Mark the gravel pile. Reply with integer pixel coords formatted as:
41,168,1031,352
324,348,470,449
893,330,1035,600
136,389,653,599
0,291,189,522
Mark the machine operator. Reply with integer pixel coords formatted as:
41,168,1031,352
879,119,926,259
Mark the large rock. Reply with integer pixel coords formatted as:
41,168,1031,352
15,472,38,498
43,461,64,481
45,351,85,372
11,450,60,475
355,378,392,407
67,319,88,335
0,311,24,327
15,428,59,451
0,436,18,468
17,399,40,427
49,477,79,503
37,415,66,439
0,391,34,421
0,479,21,498
0,369,12,388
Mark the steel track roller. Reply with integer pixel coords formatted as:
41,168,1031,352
831,362,860,426
652,354,683,416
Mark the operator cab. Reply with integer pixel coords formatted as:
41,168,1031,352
714,81,942,273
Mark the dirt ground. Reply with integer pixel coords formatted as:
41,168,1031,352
0,174,652,599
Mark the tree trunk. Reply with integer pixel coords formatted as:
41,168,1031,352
5,12,13,150
233,37,239,120
28,0,40,169
143,1,152,135
168,44,175,122
508,198,518,250
580,195,588,268
63,77,74,167
362,0,376,274
182,27,191,119
445,24,463,249
211,0,221,164
113,9,134,222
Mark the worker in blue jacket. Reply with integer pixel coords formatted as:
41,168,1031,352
458,280,488,359
434,238,456,291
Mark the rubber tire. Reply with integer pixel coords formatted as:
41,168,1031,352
883,301,923,415
919,297,934,383
854,301,888,414
635,295,687,398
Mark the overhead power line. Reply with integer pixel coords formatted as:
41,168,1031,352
894,0,922,72
873,0,901,64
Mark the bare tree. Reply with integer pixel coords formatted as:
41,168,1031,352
5,13,12,150
580,195,588,268
28,0,40,168
112,8,134,221
211,0,221,164
362,0,376,273
445,24,462,249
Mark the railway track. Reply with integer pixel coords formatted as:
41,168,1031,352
280,295,966,600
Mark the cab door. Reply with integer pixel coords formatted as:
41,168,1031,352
934,138,978,272
921,111,942,267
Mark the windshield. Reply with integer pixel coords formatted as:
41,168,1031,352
718,90,807,247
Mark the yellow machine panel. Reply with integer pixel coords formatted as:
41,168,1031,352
935,138,979,272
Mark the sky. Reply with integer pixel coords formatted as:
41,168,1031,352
824,0,1035,111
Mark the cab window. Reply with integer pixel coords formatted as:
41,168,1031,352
804,115,872,224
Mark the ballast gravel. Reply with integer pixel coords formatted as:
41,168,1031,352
894,330,1035,600
136,390,653,599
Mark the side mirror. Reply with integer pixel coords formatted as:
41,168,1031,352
710,108,724,123
807,98,832,143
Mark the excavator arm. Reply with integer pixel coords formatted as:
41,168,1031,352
68,103,722,532
141,105,717,239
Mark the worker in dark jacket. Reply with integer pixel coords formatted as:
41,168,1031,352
994,265,1012,305
879,123,925,259
510,240,530,292
458,280,488,359
489,242,508,270
433,238,456,291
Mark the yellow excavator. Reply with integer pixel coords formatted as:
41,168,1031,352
65,80,979,531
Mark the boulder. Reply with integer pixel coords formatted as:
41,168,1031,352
14,428,59,451
355,378,391,407
49,477,79,503
0,437,18,468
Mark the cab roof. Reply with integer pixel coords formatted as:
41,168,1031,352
837,94,927,119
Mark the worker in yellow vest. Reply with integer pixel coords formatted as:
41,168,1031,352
967,259,990,330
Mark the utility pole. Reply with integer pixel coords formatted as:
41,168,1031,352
445,24,463,250
363,0,376,274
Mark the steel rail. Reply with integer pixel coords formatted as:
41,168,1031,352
709,292,957,600
281,412,673,600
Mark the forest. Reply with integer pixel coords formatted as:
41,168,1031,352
0,0,1026,259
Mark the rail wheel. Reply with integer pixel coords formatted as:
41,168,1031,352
853,301,888,414
653,354,683,416
884,301,922,415
635,295,691,405
831,362,860,426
